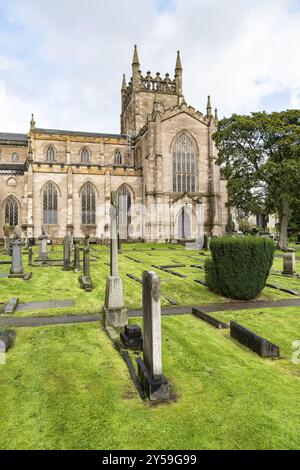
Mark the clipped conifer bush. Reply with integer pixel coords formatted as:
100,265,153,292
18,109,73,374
205,236,274,300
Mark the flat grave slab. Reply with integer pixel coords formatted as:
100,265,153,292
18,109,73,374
4,298,19,314
16,299,75,312
0,273,9,278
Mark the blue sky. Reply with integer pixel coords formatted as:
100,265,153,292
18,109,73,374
0,0,300,133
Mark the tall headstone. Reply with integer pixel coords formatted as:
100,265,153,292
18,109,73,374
38,226,48,261
73,241,81,273
79,247,93,291
63,235,72,270
3,223,11,255
103,191,127,328
28,246,33,266
10,238,24,276
283,250,296,275
136,271,169,401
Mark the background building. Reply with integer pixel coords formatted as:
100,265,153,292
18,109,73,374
0,47,228,243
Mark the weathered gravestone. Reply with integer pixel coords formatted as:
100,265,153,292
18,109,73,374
63,235,72,270
282,250,296,275
3,223,11,255
9,235,32,280
103,192,127,329
136,271,169,401
38,226,48,261
79,247,93,291
73,241,81,273
230,321,279,358
28,246,33,266
9,234,23,278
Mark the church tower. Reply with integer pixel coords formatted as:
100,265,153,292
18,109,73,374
121,46,184,135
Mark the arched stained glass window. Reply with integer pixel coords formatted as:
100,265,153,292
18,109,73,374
173,133,196,193
43,182,58,224
81,147,90,163
117,185,131,240
114,150,122,165
5,196,18,227
82,184,96,225
45,145,56,162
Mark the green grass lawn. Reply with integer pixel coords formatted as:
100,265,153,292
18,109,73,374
1,314,300,450
1,243,299,318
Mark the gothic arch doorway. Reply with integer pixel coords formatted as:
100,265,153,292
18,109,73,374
117,185,132,240
177,208,191,239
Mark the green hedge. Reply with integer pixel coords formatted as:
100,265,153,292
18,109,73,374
205,236,274,300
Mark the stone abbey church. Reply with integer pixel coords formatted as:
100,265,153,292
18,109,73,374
0,47,228,243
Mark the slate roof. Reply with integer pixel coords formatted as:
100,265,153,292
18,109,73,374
0,133,28,145
34,128,127,140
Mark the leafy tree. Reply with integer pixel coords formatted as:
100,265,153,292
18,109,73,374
214,110,300,250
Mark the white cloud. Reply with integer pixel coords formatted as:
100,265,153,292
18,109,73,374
0,0,299,133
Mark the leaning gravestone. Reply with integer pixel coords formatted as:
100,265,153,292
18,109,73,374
136,271,169,402
103,191,127,329
282,251,296,275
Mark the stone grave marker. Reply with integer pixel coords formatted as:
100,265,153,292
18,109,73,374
121,324,143,350
9,231,32,280
63,235,72,270
79,247,93,291
283,251,296,275
28,246,33,266
73,241,81,273
103,191,127,328
38,226,48,261
136,271,169,401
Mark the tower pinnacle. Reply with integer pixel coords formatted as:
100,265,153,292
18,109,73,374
122,74,127,92
132,45,140,67
175,51,182,72
30,113,35,129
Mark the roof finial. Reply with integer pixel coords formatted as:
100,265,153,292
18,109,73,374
122,74,127,92
132,45,140,67
175,50,182,72
206,96,212,116
30,113,35,129
214,108,218,122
